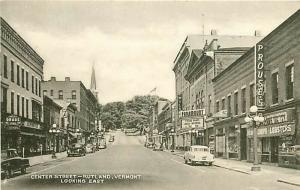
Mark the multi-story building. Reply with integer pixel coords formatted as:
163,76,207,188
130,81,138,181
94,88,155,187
212,10,300,169
173,31,262,150
42,77,97,144
157,101,172,149
1,17,44,157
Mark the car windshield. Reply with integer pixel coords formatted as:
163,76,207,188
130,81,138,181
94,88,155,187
7,150,19,158
193,148,208,152
71,144,82,148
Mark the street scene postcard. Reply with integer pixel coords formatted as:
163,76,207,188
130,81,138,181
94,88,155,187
1,1,300,190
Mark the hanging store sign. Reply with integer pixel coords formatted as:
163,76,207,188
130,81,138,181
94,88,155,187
179,109,205,118
182,118,204,129
255,43,265,112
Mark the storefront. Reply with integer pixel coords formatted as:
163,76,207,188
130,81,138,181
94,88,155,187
247,108,297,166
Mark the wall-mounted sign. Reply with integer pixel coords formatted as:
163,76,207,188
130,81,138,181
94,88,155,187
213,110,228,118
182,118,204,129
24,121,42,129
179,109,205,118
255,43,265,112
263,108,295,126
247,122,295,137
5,115,21,130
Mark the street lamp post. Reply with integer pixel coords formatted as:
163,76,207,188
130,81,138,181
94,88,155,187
244,106,265,171
49,124,60,159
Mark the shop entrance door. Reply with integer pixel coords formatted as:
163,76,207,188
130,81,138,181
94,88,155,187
270,137,279,163
240,128,247,160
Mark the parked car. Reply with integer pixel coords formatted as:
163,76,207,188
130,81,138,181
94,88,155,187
1,149,30,179
99,139,107,149
109,135,115,142
67,143,86,157
184,145,214,166
85,143,96,153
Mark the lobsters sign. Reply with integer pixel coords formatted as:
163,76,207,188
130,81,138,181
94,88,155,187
255,43,265,112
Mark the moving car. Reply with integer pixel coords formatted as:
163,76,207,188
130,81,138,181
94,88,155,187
1,149,30,179
67,143,86,157
109,135,115,142
184,145,214,166
85,143,96,153
99,139,107,149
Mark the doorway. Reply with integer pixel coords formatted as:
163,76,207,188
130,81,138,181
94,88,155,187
270,137,279,163
240,128,247,160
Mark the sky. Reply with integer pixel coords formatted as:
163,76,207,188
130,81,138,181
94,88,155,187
1,1,299,104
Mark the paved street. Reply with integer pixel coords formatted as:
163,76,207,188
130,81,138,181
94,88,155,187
1,131,299,190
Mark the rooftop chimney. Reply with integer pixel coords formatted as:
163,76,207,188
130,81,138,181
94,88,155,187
211,29,217,36
254,30,261,37
65,77,70,82
50,77,56,81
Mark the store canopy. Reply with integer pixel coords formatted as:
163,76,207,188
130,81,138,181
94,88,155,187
20,131,45,138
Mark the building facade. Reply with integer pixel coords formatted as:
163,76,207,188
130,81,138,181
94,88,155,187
212,10,300,168
1,17,44,157
41,77,97,144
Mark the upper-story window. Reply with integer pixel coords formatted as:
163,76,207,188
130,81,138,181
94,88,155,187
50,90,54,96
17,65,20,86
35,78,38,95
272,72,279,104
200,90,204,109
3,55,8,78
72,90,76,99
26,71,29,90
38,80,41,97
11,61,14,82
250,84,255,106
286,64,294,100
221,98,225,110
241,88,246,113
21,68,25,88
227,95,231,116
216,101,219,113
32,75,35,93
43,90,47,96
59,90,63,99
234,92,238,115
208,95,211,115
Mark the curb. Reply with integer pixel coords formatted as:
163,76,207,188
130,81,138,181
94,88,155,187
277,179,300,187
29,155,68,167
213,164,251,175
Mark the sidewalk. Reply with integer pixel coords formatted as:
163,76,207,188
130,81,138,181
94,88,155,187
165,149,300,187
28,151,68,166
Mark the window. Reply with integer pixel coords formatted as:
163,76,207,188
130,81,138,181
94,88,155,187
241,88,246,113
21,68,25,88
286,64,294,100
200,90,204,109
11,61,14,82
35,78,38,95
72,90,76,99
26,71,29,90
216,101,219,113
17,65,20,85
43,90,47,96
272,72,279,104
250,84,255,106
234,92,238,115
26,99,29,118
21,97,24,117
17,95,20,116
32,100,42,122
32,75,35,93
3,55,7,78
50,90,53,96
11,92,14,114
1,87,7,114
227,95,231,116
59,90,63,99
38,80,41,97
221,99,225,110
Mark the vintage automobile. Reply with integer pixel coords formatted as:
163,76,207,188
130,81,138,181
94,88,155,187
152,144,163,151
85,143,96,153
184,145,214,166
67,143,86,157
1,149,30,179
99,139,107,149
109,135,115,142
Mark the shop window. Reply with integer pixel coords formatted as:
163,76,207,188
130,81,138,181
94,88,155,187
241,88,246,113
286,64,294,100
234,92,238,115
72,90,76,99
272,72,279,104
250,84,255,106
11,61,14,82
3,55,8,78
59,90,63,99
17,65,20,86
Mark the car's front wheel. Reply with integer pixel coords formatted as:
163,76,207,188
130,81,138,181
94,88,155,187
5,169,12,179
21,167,26,174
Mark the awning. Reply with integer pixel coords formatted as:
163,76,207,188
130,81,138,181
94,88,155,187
20,131,45,138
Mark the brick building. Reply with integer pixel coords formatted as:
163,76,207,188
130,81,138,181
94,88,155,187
212,10,300,168
1,17,45,156
41,77,97,144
